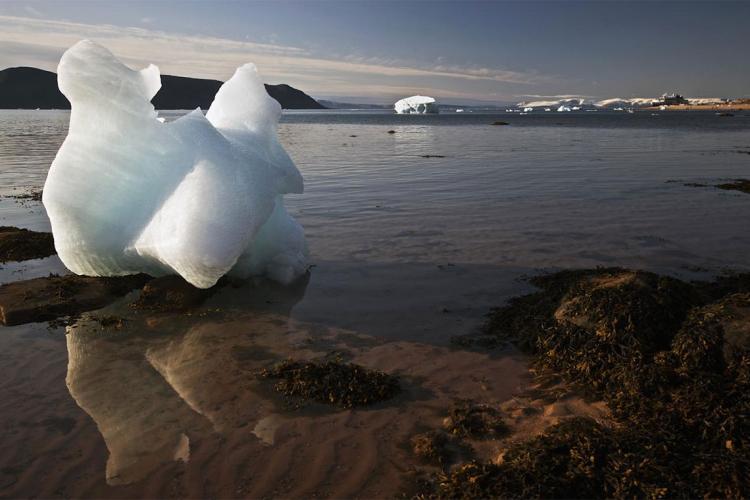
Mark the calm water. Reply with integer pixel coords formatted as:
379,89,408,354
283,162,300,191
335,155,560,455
2,109,750,276
1,109,749,497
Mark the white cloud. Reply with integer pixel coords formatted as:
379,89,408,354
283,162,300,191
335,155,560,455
0,15,543,100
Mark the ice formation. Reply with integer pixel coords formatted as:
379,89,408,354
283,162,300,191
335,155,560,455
394,95,439,114
43,41,307,288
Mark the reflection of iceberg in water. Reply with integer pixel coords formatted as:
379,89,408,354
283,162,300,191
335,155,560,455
64,276,309,485
65,324,211,485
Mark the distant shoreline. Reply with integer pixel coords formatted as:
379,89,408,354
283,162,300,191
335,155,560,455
644,103,750,111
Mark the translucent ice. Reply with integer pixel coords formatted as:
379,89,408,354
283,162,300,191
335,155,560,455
43,41,307,288
394,95,439,114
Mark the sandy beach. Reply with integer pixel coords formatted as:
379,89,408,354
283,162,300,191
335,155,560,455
0,274,610,498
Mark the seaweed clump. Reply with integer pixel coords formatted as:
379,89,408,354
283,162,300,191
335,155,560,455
442,400,509,439
411,430,454,467
424,268,750,498
260,358,400,408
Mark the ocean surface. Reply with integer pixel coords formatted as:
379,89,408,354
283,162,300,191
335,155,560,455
0,109,749,497
2,109,749,277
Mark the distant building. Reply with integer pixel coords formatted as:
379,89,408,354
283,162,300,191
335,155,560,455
652,92,689,106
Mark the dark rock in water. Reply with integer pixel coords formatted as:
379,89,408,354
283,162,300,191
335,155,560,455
491,121,509,125
716,179,750,194
0,274,150,326
0,226,55,263
130,275,221,312
387,130,396,134
260,358,400,408
682,178,750,194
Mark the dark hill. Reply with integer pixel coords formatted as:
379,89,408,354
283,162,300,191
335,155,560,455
0,67,68,109
0,67,325,110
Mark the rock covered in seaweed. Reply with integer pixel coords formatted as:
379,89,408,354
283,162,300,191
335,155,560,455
43,41,307,289
429,268,750,499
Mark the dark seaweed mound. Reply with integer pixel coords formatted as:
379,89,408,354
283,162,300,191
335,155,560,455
411,431,454,467
260,359,400,408
443,400,509,440
425,268,750,499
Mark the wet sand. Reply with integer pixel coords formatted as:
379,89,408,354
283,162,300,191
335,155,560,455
0,272,598,498
0,253,620,499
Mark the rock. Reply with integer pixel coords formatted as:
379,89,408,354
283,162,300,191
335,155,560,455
716,179,750,194
0,226,55,263
0,274,150,326
491,121,509,126
130,275,222,312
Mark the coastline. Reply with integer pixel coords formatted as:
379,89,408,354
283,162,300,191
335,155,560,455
643,103,750,111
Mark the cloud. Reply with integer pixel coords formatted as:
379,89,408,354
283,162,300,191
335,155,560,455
23,5,43,17
0,15,543,100
516,94,594,99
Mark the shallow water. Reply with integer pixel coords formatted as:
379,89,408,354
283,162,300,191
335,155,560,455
0,109,749,497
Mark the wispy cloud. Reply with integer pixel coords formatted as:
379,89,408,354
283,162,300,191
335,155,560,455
23,5,43,17
516,94,594,99
0,15,543,101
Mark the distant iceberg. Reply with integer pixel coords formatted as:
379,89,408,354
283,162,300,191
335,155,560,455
518,96,723,111
394,95,439,114
519,98,586,110
43,41,308,289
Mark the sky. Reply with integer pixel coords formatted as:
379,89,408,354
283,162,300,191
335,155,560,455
0,0,748,105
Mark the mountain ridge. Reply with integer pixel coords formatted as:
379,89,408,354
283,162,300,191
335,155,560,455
0,66,326,110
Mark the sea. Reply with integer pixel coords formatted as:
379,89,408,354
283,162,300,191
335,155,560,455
0,108,749,497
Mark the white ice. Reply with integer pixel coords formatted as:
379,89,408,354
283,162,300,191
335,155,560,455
43,40,308,288
394,95,439,114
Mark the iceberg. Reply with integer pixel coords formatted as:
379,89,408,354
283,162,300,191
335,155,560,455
43,41,307,289
394,95,439,114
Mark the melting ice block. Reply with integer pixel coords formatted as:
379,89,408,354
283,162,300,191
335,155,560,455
394,95,439,114
43,41,307,288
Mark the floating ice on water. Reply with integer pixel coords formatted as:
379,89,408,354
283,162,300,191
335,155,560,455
394,95,439,114
43,41,307,288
